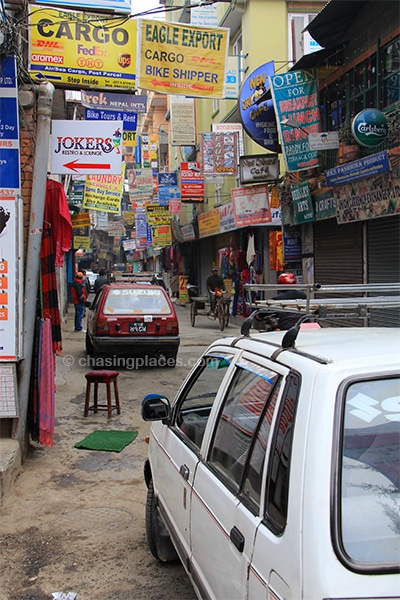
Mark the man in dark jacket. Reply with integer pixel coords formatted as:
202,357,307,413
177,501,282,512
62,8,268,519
94,268,108,293
71,272,87,331
206,266,226,313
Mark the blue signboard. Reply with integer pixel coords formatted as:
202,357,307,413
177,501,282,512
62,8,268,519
325,150,391,187
85,108,137,131
0,55,20,192
157,172,180,205
239,61,279,152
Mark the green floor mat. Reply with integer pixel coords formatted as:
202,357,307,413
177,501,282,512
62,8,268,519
74,430,138,452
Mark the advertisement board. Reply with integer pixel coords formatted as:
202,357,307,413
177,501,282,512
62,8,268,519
28,5,137,89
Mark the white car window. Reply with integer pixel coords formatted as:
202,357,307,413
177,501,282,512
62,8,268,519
340,376,400,567
208,360,280,506
175,354,233,450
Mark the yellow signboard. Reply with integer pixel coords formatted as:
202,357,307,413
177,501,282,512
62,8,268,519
28,5,137,90
198,208,220,238
146,203,170,225
71,212,91,227
83,164,126,213
73,235,90,250
137,19,229,98
152,224,172,247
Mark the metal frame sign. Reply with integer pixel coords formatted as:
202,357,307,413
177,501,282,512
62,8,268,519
28,5,137,89
51,120,123,174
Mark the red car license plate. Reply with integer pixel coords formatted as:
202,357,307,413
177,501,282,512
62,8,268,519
129,322,147,333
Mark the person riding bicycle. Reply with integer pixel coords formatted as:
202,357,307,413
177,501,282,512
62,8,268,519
206,266,226,314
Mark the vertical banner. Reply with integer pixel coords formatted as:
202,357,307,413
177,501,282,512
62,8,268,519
200,132,238,177
136,19,229,98
170,96,196,146
0,197,17,360
269,69,320,172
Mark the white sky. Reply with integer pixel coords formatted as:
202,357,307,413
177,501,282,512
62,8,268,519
131,1,166,18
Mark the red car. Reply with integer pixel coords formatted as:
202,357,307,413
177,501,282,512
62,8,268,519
85,283,180,366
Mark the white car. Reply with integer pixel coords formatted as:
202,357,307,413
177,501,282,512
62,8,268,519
142,326,400,600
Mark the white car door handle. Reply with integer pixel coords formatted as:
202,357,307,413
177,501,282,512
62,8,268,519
179,464,190,481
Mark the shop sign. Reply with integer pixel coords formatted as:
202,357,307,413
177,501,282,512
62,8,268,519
81,91,147,113
219,202,236,233
308,131,339,150
325,150,391,187
200,132,238,177
28,5,137,90
82,164,125,213
135,207,148,237
108,220,126,236
0,196,19,360
181,223,196,242
152,224,172,246
85,109,137,131
239,61,279,152
51,120,123,175
170,97,196,146
128,168,154,203
283,228,302,262
291,182,314,224
313,189,336,220
351,109,388,147
212,122,244,159
198,208,220,238
269,69,320,172
136,19,229,98
146,203,170,225
334,169,400,224
239,154,279,184
0,55,20,195
73,235,90,249
71,212,91,227
231,185,272,227
180,162,204,201
158,172,180,205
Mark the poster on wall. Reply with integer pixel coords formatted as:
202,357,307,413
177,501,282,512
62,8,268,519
0,196,18,360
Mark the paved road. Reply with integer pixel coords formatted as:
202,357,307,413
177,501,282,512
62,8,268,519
0,303,242,600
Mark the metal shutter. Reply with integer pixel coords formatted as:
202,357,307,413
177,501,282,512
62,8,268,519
367,216,400,327
314,219,363,285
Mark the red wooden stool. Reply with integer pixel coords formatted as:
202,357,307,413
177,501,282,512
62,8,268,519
84,370,121,418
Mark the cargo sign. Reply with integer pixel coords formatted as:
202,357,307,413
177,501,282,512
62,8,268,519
31,0,132,13
28,5,137,90
136,19,229,98
51,120,123,174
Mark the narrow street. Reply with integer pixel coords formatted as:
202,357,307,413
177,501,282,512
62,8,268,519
0,304,241,600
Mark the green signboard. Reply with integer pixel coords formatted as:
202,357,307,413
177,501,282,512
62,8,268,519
291,182,314,224
314,189,336,220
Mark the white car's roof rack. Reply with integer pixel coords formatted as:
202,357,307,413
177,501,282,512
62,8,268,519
244,283,400,320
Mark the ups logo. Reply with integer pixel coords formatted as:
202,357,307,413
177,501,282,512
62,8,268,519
118,54,131,68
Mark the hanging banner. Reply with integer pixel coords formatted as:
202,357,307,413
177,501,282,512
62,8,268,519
28,5,137,90
200,132,238,177
180,162,204,202
82,164,125,213
231,185,272,227
136,19,229,98
170,97,196,146
269,69,320,172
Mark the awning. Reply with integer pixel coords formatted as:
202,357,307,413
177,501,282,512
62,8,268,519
305,0,369,48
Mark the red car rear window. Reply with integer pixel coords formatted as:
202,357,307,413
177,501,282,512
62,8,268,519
103,287,172,316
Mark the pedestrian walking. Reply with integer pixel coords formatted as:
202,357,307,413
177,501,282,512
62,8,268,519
94,268,108,293
70,272,87,332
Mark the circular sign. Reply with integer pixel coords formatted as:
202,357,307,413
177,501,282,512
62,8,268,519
239,61,279,152
351,109,388,147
